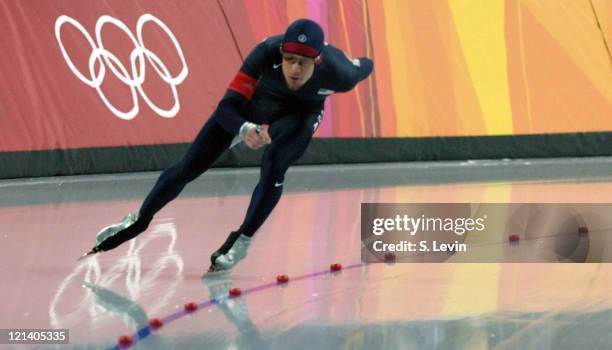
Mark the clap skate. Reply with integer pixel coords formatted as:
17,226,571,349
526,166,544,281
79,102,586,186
207,231,252,272
78,212,140,260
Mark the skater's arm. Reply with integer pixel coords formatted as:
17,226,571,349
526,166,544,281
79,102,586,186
214,94,270,149
213,38,273,135
327,46,374,92
212,92,251,135
336,56,373,92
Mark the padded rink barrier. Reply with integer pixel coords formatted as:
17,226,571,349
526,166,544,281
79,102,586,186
0,0,611,178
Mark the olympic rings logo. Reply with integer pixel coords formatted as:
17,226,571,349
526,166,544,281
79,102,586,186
54,14,188,120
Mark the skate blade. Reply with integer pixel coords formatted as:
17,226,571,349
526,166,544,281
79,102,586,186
207,264,220,273
77,248,99,261
203,267,231,277
206,264,229,274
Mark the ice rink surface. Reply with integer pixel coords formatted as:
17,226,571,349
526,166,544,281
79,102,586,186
2,157,612,349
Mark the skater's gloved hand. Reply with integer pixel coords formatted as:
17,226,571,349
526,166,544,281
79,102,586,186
258,124,271,144
242,123,271,150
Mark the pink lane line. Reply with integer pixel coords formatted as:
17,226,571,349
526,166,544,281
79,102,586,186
112,262,363,349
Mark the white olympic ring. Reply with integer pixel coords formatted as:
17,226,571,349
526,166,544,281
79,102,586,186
54,14,189,120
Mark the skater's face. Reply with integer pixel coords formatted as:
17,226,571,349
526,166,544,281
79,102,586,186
281,52,316,91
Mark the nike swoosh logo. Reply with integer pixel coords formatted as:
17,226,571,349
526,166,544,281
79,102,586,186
274,182,283,187
273,63,281,69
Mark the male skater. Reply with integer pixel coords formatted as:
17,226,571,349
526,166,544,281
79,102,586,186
83,19,373,272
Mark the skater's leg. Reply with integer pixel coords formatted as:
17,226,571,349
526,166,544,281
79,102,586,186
140,118,234,218
238,114,315,236
96,118,233,253
210,112,320,270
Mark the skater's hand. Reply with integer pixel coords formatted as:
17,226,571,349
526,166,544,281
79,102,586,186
245,124,271,150
258,124,271,144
